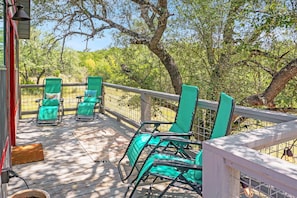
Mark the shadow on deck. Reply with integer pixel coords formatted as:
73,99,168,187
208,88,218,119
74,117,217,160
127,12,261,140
7,114,199,198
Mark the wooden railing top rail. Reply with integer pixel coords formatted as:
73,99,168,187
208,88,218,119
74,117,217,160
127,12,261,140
103,83,297,123
20,82,297,123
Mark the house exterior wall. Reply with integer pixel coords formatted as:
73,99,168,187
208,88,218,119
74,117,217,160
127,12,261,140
0,0,20,197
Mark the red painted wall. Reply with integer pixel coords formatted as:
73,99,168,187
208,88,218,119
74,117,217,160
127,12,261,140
0,0,19,180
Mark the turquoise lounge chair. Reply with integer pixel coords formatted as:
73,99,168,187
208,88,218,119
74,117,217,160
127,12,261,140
118,84,199,182
75,76,103,121
36,78,64,125
126,92,235,197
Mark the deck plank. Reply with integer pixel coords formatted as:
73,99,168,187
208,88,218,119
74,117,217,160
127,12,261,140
7,114,199,198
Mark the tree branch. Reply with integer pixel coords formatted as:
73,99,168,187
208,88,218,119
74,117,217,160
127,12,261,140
243,59,297,107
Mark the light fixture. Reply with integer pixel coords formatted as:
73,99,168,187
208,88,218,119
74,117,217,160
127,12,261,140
11,5,30,21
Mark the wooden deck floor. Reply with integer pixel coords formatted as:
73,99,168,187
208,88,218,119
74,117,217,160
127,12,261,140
7,114,199,198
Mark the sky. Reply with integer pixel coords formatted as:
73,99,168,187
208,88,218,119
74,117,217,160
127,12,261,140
64,34,114,52
37,23,114,52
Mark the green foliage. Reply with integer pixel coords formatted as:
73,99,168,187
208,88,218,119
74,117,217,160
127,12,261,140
19,28,81,84
78,46,174,92
21,0,297,110
168,0,297,104
78,48,119,82
111,46,163,89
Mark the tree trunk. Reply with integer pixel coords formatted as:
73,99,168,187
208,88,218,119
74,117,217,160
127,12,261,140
36,69,45,85
148,44,182,94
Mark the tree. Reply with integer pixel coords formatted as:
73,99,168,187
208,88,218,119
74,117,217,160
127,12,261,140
19,28,81,84
174,0,297,108
32,0,183,94
32,0,297,110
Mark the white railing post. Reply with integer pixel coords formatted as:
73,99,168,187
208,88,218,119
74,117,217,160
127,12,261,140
203,142,240,198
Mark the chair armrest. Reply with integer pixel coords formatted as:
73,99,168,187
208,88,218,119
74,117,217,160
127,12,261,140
35,99,42,103
138,131,191,137
153,159,202,171
152,131,192,137
141,120,174,125
160,136,202,146
140,121,174,130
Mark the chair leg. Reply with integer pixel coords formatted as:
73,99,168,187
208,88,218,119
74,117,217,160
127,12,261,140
178,174,203,196
59,105,63,123
117,127,147,182
125,179,141,198
157,176,179,197
36,104,41,125
124,184,131,198
75,102,79,120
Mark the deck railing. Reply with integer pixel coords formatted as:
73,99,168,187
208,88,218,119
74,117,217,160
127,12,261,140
204,120,297,197
19,82,297,197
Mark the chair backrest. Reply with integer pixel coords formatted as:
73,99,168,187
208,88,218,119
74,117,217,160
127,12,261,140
168,84,199,134
210,92,235,139
193,92,235,180
87,76,103,98
43,78,62,98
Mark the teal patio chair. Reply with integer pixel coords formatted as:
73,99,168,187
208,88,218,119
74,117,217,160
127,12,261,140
36,77,64,125
75,76,103,121
118,84,199,182
125,92,235,197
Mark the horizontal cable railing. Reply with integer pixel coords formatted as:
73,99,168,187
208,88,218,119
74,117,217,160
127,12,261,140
19,82,297,197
